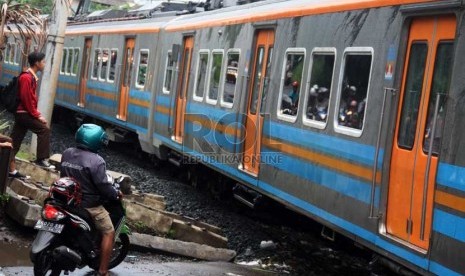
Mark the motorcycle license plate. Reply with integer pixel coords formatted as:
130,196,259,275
34,220,64,234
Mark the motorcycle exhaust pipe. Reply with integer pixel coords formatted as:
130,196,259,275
52,246,82,267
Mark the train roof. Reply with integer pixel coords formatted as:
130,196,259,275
65,14,178,35
164,0,440,31
45,0,446,36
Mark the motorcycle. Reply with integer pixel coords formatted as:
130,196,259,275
30,175,130,276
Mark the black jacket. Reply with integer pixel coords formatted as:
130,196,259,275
60,147,118,208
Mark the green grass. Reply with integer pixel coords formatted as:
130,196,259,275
16,144,33,160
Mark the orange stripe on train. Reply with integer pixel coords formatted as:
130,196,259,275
166,0,436,32
263,137,381,184
435,190,465,213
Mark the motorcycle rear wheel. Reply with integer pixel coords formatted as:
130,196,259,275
89,233,130,270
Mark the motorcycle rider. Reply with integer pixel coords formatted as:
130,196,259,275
60,124,120,276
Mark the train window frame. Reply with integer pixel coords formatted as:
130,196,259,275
276,48,306,123
99,48,110,82
162,50,173,94
135,49,150,89
220,49,241,109
14,43,20,65
302,48,337,130
61,48,68,75
107,48,118,83
333,47,374,138
66,48,73,75
206,49,224,106
71,47,80,76
4,43,10,64
91,48,101,80
193,49,210,102
9,42,16,64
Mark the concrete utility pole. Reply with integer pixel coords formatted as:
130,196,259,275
31,0,69,159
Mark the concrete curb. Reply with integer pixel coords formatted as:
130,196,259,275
5,187,41,227
130,233,236,262
6,155,231,253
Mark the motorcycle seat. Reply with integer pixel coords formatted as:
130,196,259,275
68,207,96,230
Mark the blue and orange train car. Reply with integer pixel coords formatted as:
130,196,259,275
2,0,465,274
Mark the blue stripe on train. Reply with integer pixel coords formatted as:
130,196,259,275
58,75,79,84
55,99,147,134
87,81,118,93
154,111,170,126
433,209,465,243
130,89,151,101
437,163,465,193
156,93,172,107
2,63,20,71
261,147,380,206
86,94,115,107
184,121,236,153
151,136,461,274
187,102,243,123
128,104,149,118
2,72,15,79
429,261,462,276
57,87,77,98
264,121,384,169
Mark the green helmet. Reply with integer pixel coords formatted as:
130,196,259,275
75,124,108,153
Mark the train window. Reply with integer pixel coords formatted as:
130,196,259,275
277,49,306,122
108,49,117,82
4,43,10,63
15,43,20,65
207,50,224,105
91,49,100,80
163,51,174,94
99,49,109,81
193,50,209,101
9,43,16,64
136,49,149,89
334,48,373,137
422,41,453,155
250,47,264,115
72,48,80,76
221,50,240,108
398,43,428,149
123,46,134,88
66,48,73,75
303,49,336,129
14,43,20,65
260,47,273,115
61,48,68,74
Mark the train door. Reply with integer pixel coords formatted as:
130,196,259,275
173,36,194,143
241,29,274,176
78,38,92,107
386,15,456,250
117,38,135,121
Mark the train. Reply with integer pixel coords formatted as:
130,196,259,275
2,0,465,274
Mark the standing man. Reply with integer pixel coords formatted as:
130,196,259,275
9,52,54,178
